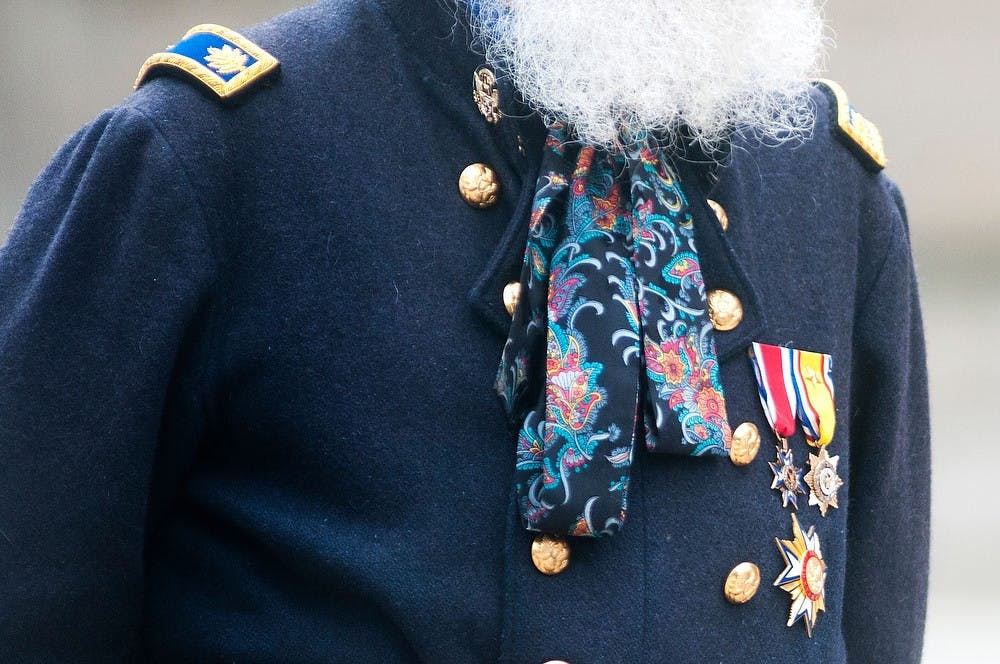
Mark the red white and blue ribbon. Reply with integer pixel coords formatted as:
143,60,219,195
749,342,798,441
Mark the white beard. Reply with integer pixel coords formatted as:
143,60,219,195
469,0,828,151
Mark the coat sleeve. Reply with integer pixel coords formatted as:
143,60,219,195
843,177,930,662
0,107,217,658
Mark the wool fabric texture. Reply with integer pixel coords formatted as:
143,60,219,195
0,2,929,661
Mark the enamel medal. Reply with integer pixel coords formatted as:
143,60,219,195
750,343,804,508
769,443,805,509
804,447,843,516
750,343,842,516
774,513,827,637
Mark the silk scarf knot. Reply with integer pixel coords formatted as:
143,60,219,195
496,124,732,537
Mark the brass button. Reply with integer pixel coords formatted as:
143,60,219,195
724,562,761,604
503,282,521,317
459,163,501,209
707,289,743,331
729,422,761,466
473,67,501,125
707,199,729,231
531,534,570,575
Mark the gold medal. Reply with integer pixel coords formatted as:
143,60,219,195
774,514,827,637
804,447,843,517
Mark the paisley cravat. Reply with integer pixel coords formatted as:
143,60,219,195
497,124,732,537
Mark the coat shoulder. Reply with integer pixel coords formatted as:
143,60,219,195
121,1,372,144
811,79,887,173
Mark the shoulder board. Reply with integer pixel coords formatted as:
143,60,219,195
135,24,279,100
812,79,886,172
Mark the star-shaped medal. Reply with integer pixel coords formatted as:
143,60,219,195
769,446,805,509
774,514,827,638
804,447,844,517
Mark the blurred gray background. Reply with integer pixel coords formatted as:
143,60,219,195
1,2,996,660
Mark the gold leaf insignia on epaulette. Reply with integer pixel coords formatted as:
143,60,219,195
813,79,886,172
135,24,279,100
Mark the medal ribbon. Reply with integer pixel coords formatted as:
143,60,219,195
750,342,836,445
496,124,732,538
749,342,798,439
791,350,836,447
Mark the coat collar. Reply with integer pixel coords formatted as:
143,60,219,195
373,0,764,355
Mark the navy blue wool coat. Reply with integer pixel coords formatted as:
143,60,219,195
0,1,929,662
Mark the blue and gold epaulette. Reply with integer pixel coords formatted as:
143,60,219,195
813,79,886,172
135,24,279,100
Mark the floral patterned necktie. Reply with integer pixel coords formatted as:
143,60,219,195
496,124,732,537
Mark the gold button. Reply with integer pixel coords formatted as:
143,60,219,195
707,199,729,231
503,282,521,317
724,562,761,604
459,163,501,209
531,534,570,575
729,422,761,466
707,289,743,332
473,67,501,125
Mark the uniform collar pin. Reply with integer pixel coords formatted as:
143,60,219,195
473,66,501,125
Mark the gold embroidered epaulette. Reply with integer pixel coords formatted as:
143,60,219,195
135,24,279,100
813,79,886,172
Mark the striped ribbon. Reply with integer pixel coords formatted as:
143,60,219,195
749,342,798,440
749,342,835,447
791,350,836,447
